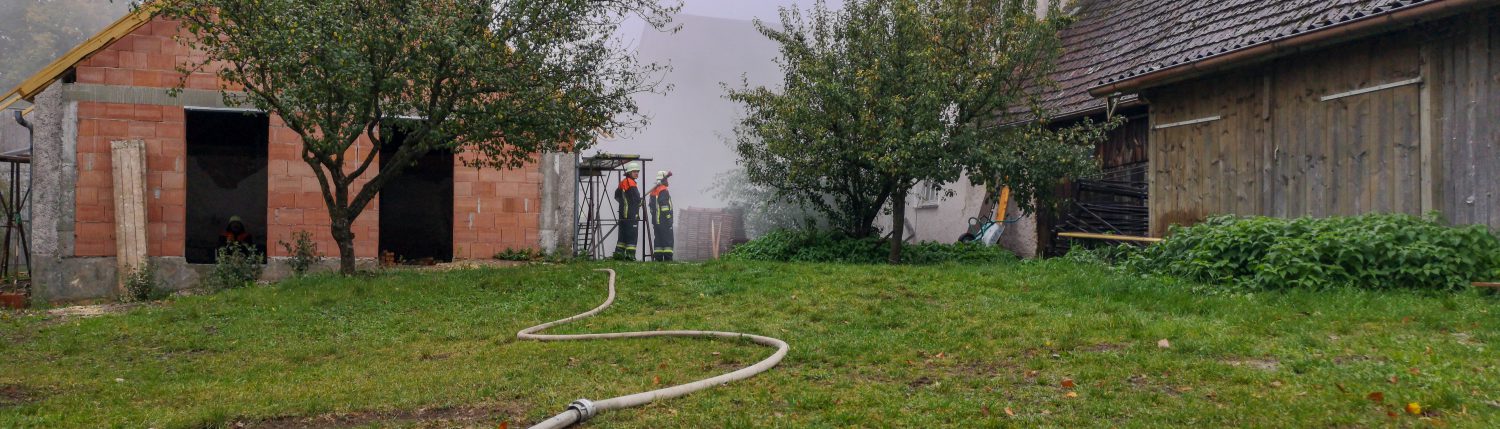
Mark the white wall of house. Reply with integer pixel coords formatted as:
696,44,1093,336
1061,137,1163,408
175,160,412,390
875,174,1039,257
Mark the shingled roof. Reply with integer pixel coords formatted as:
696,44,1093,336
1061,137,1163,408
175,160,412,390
1041,0,1448,118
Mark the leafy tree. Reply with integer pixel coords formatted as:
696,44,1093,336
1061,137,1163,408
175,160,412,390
728,0,1116,263
146,0,679,274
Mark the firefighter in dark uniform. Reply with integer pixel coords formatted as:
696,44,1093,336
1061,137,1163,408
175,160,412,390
613,162,643,260
648,170,674,261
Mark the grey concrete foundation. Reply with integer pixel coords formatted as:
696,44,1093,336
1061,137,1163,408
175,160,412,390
539,152,576,256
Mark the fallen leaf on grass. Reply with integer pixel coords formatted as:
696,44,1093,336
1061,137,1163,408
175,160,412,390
981,405,990,417
1004,407,1015,417
1367,391,1385,402
1060,379,1076,388
1269,381,1282,388
1157,339,1171,348
1335,383,1347,393
653,375,661,386
1388,375,1399,384
1064,391,1078,398
499,423,508,429
1408,367,1421,376
1406,402,1422,415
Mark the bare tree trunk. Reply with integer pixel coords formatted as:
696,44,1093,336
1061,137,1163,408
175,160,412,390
331,216,357,275
888,187,907,264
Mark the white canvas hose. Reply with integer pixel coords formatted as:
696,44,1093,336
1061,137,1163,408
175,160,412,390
519,268,789,429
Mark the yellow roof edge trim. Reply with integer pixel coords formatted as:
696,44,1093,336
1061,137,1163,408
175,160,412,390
3,3,159,103
0,94,21,113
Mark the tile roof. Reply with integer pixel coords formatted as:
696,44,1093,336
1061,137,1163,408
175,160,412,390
1041,0,1442,117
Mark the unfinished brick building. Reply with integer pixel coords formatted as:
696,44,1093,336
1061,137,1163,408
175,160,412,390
3,10,574,302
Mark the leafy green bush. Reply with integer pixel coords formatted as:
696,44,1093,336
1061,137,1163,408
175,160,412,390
1123,214,1500,290
207,242,264,290
725,229,1015,264
494,247,543,262
123,262,160,302
278,230,322,277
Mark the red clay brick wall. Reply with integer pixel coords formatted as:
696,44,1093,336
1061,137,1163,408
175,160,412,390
74,18,222,92
74,102,187,258
265,119,380,258
453,153,543,260
67,15,544,261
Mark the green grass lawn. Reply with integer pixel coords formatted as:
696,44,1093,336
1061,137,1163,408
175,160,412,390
1,260,1497,428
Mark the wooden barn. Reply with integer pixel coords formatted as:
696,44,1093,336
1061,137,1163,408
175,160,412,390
1037,0,1500,249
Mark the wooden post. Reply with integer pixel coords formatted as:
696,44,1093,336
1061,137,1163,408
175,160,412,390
110,140,149,294
1418,43,1437,215
709,220,720,259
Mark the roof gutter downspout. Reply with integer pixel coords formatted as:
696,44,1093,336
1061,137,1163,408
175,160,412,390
13,110,34,275
1087,0,1492,97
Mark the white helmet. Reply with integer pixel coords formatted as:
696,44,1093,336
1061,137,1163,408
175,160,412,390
656,170,672,182
624,161,642,173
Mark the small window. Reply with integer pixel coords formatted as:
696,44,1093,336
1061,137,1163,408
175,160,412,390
914,182,941,208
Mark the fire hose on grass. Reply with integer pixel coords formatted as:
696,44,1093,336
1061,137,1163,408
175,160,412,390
518,269,789,428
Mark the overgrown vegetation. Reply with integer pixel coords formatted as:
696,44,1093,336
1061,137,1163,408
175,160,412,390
494,248,544,262
725,229,1015,264
1,261,1496,427
122,262,159,302
1117,214,1500,290
277,230,321,277
205,242,264,290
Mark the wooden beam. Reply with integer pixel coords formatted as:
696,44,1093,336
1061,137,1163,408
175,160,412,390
111,140,149,294
1056,231,1163,243
1153,115,1222,130
1418,43,1437,215
1319,77,1423,102
4,5,155,102
1474,282,1500,289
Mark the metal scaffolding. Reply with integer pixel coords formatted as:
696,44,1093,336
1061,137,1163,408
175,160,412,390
574,154,653,260
0,147,30,279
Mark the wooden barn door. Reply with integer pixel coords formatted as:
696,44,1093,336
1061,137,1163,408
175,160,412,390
1270,34,1425,218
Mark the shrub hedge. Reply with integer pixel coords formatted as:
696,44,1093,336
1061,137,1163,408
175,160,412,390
725,229,1016,264
1122,214,1500,290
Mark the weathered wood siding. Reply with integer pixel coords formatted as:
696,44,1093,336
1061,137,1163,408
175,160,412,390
1143,24,1496,236
1433,11,1500,230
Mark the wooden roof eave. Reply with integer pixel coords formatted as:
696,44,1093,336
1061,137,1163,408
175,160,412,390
0,4,157,111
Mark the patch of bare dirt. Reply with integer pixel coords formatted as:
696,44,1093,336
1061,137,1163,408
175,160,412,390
426,260,529,271
1332,355,1388,365
230,403,525,429
0,384,42,407
1223,358,1280,372
1081,342,1131,353
907,375,935,388
45,302,146,319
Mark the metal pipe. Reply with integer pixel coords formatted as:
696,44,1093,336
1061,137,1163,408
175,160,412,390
14,110,33,274
518,269,789,428
1087,0,1493,97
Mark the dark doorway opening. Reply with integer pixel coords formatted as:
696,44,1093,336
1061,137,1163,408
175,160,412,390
185,110,269,264
378,128,454,263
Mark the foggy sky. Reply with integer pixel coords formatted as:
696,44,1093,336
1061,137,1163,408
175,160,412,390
595,0,843,210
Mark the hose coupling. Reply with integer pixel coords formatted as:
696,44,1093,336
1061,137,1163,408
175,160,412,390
567,398,598,421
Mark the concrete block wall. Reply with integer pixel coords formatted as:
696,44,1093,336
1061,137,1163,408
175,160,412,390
263,117,381,259
73,102,187,258
453,154,543,260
